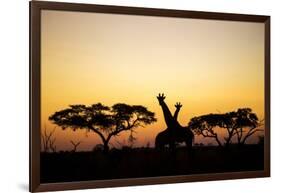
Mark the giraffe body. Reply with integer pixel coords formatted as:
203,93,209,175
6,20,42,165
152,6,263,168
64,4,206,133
155,127,194,149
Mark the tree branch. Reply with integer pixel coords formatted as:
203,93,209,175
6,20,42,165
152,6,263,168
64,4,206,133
88,125,106,143
242,128,264,144
106,117,140,143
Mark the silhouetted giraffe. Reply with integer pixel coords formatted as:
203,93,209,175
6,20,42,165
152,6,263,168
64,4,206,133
155,93,194,150
155,103,182,149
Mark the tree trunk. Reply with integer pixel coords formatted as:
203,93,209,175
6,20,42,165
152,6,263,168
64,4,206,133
224,138,232,149
225,139,230,148
103,141,109,153
215,136,223,147
224,128,235,148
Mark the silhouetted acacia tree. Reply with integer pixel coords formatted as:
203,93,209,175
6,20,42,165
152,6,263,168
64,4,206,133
188,108,263,147
188,114,225,147
231,108,263,145
49,103,156,153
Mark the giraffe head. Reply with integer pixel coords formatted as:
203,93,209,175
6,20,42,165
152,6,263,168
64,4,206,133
175,102,182,110
157,93,166,106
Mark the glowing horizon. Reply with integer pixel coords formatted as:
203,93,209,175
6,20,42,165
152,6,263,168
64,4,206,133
41,10,265,151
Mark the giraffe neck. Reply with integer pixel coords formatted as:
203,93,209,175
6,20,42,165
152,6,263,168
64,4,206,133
174,108,180,121
159,101,175,128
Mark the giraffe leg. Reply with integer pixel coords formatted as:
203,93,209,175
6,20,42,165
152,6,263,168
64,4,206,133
155,130,168,150
186,138,192,150
169,141,176,150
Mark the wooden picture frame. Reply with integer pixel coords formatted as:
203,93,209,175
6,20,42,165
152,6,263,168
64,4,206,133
30,1,270,192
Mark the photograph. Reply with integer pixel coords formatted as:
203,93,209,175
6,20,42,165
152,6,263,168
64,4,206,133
39,8,267,184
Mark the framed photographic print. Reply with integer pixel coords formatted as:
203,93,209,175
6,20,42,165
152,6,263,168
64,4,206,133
30,1,270,192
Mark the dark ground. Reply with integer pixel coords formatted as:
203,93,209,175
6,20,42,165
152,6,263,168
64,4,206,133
41,144,264,183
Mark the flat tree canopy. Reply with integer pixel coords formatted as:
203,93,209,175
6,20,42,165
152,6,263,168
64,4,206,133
49,103,156,152
188,108,263,147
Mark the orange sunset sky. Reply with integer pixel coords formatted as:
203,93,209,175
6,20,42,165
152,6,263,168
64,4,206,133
41,10,265,151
